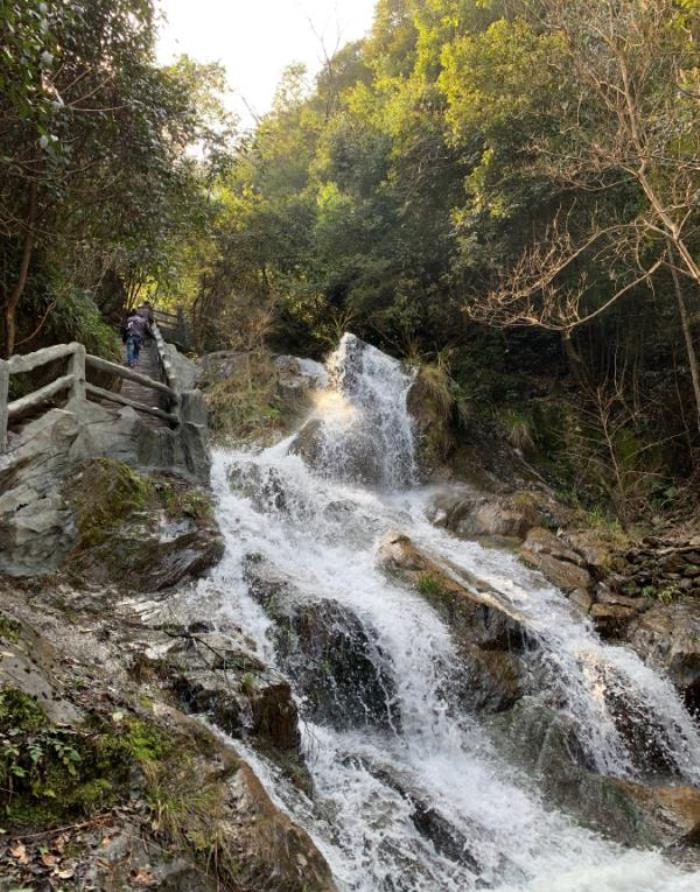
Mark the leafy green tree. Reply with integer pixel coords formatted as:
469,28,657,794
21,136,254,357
0,0,231,356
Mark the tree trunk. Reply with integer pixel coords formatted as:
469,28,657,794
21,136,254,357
1,179,38,359
562,331,590,389
668,242,700,435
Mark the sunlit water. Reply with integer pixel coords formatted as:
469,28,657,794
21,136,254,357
196,334,700,891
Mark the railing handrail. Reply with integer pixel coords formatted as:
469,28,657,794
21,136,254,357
85,353,176,399
1,323,184,451
6,342,80,374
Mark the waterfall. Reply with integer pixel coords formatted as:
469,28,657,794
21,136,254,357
198,335,700,891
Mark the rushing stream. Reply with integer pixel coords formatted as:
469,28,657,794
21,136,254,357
198,334,700,891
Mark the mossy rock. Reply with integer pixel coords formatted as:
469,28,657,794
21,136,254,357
69,458,153,548
65,460,224,591
407,364,456,475
0,685,139,828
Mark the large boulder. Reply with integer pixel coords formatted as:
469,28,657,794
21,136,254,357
377,532,528,711
0,391,212,578
197,350,251,382
426,487,541,543
627,601,700,717
66,459,224,591
134,624,311,791
520,527,592,594
289,416,384,485
244,558,399,730
274,355,329,396
0,584,338,892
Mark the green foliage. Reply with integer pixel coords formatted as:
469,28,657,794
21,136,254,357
240,673,255,697
182,0,699,522
158,481,213,522
500,409,535,454
1,0,233,355
657,583,682,606
43,289,120,359
0,687,124,826
119,718,169,764
416,572,447,597
203,351,289,444
0,612,21,643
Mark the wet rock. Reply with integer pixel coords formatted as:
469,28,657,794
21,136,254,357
137,627,309,790
520,527,593,594
71,517,224,592
65,460,224,592
627,602,700,717
225,760,338,892
590,603,639,639
523,550,592,594
245,559,399,730
228,461,291,514
426,487,540,542
0,587,338,892
290,416,384,485
357,759,480,872
491,700,691,848
378,533,528,652
378,532,528,711
0,393,212,577
570,588,594,614
608,779,700,846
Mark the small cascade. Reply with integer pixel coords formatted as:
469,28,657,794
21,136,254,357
293,333,417,488
197,334,700,892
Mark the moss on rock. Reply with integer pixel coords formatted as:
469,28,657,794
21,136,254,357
0,686,136,828
69,458,153,548
65,459,224,591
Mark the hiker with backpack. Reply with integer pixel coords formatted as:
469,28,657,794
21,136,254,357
120,308,152,368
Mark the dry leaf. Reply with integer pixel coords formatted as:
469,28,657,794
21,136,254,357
53,833,70,854
40,852,58,868
55,867,76,879
132,867,157,887
10,842,29,864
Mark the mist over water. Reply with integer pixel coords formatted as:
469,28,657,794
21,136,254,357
199,335,700,891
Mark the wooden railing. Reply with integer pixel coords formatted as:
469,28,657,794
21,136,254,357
0,322,180,452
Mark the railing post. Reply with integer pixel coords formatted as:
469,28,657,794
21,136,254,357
70,343,86,402
0,360,9,453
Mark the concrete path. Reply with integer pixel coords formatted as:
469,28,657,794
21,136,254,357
114,338,169,430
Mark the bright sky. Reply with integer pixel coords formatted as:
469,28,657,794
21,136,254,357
156,0,377,128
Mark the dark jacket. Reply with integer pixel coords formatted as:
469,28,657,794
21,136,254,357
121,313,150,341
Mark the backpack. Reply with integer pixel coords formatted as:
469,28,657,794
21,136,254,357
121,315,140,342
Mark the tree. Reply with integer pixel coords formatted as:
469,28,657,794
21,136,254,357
447,0,700,429
0,0,232,356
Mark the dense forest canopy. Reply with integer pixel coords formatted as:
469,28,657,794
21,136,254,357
1,0,699,520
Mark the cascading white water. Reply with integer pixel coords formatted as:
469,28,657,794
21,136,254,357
197,335,700,891
308,333,417,488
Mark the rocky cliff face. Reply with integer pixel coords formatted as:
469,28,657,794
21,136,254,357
0,397,211,576
0,458,337,892
0,593,336,892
